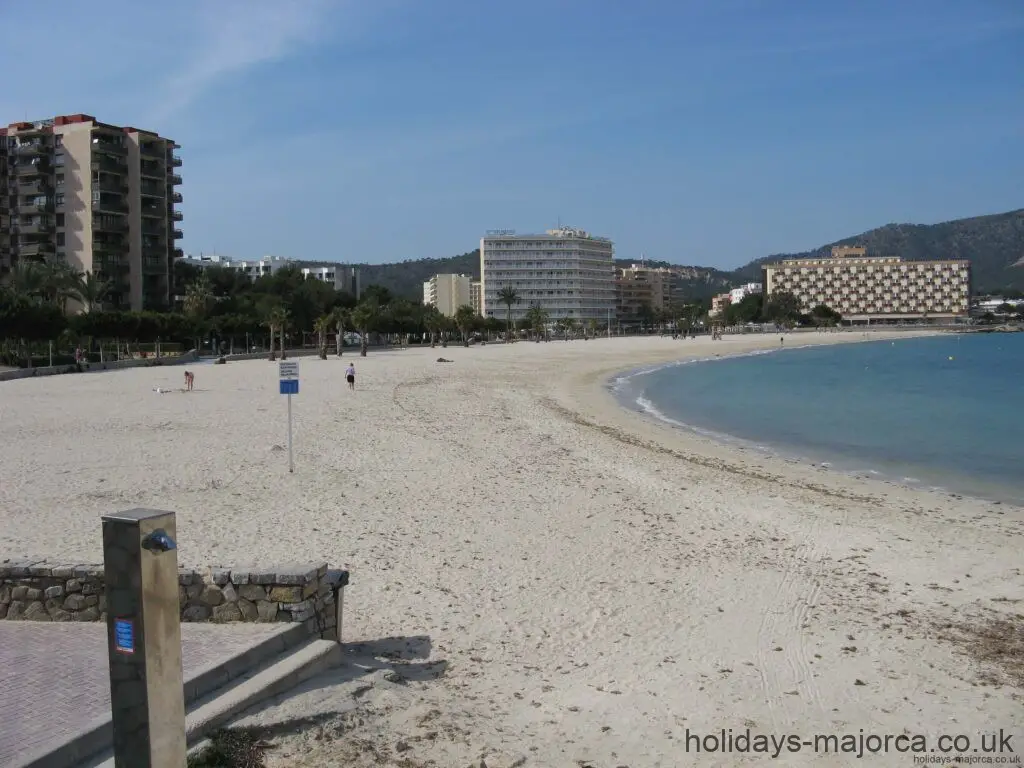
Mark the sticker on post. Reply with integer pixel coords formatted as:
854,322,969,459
114,618,135,654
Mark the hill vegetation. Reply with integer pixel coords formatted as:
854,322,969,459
355,209,1024,300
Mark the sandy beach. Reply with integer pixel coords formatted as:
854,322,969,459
1,331,1021,767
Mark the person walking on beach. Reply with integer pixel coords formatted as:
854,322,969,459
345,363,356,390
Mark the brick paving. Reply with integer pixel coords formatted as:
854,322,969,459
0,622,288,768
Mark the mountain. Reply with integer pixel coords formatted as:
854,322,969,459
349,209,1024,300
731,209,1024,292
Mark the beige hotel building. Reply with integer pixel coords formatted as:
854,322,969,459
423,272,473,317
1,113,182,310
763,246,971,323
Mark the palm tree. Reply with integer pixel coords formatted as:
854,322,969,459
422,306,443,347
497,286,520,341
264,305,288,361
350,299,380,357
314,314,332,359
330,307,349,356
6,261,47,302
454,305,476,347
525,303,549,342
74,272,110,313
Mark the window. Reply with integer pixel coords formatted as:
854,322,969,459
92,191,101,203
54,152,65,166
55,135,63,147
56,174,65,187
55,193,65,206
57,233,65,246
57,214,65,227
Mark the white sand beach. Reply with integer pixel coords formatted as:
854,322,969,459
1,331,1021,767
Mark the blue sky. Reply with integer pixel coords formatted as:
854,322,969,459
1,0,1021,269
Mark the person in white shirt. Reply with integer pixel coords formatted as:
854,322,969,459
345,363,356,390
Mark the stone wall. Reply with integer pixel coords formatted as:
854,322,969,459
0,350,200,382
0,561,349,641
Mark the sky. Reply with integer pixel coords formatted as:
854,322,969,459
0,0,1020,269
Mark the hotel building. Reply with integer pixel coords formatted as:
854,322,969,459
762,246,971,323
480,227,616,323
1,114,182,310
422,273,472,317
615,263,673,318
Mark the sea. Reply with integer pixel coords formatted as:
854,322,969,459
612,332,1024,505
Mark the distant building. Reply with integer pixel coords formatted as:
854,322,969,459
423,273,472,317
480,227,616,323
180,253,360,297
762,245,970,323
709,282,762,317
470,279,482,315
615,263,673,319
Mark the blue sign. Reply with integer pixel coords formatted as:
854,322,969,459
279,379,299,395
114,618,135,654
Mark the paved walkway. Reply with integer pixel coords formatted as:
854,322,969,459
0,622,288,768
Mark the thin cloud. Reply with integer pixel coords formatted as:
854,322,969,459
148,0,337,125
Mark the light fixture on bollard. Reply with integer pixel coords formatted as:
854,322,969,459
102,509,187,768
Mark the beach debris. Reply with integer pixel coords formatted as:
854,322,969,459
437,357,453,363
854,679,867,686
270,444,285,452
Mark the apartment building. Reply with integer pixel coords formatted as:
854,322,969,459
762,246,971,323
615,263,673,318
0,114,182,310
422,273,472,317
302,264,360,297
470,279,481,315
480,227,615,323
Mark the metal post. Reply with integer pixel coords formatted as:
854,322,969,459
102,509,186,767
287,393,294,473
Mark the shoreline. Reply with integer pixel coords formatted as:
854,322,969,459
604,333,1024,506
2,331,1021,766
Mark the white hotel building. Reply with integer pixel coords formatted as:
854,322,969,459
480,227,616,323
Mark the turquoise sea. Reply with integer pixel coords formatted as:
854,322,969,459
612,333,1024,504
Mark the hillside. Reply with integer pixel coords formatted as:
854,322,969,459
349,208,1024,299
731,209,1024,292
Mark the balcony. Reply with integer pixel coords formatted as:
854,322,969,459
91,138,127,157
17,201,53,214
18,242,55,258
170,154,182,167
15,221,55,236
93,198,129,214
93,217,128,233
140,162,164,178
171,192,183,204
140,184,165,198
92,156,127,174
93,178,129,195
141,223,166,237
12,142,50,156
140,143,164,158
142,256,167,274
13,159,50,176
171,211,183,222
169,174,182,186
172,229,183,239
173,248,183,259
18,180,51,196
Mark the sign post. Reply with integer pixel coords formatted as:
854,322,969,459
279,360,299,473
102,508,186,767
